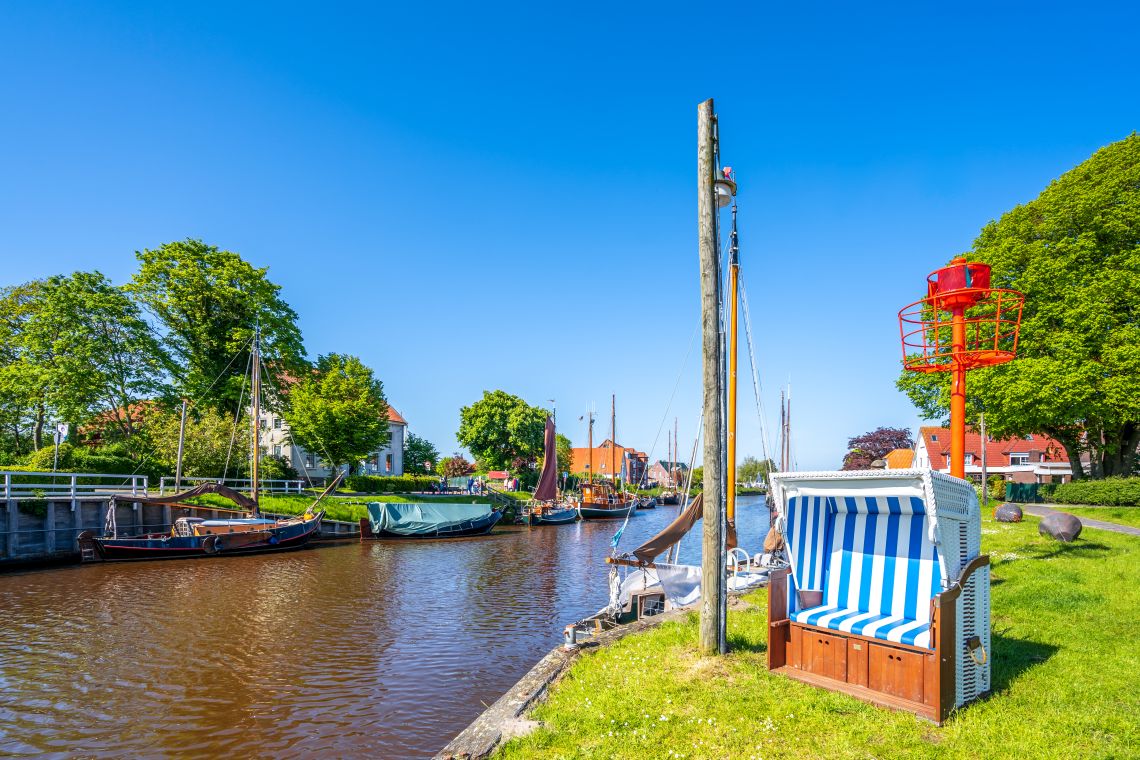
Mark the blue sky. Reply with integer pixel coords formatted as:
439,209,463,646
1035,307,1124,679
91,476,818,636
1,2,1137,469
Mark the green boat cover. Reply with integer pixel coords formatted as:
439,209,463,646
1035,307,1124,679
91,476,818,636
365,502,493,535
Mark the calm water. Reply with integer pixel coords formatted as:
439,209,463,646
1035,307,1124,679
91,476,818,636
0,495,769,758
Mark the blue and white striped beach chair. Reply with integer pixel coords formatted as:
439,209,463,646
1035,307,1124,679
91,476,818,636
766,469,990,724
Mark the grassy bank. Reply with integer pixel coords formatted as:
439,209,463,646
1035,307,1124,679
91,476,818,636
1058,506,1140,529
187,492,497,523
498,512,1140,759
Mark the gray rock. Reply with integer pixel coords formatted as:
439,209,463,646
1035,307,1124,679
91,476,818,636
1039,512,1083,542
994,503,1023,523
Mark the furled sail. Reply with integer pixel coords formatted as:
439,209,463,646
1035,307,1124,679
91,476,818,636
111,482,258,511
631,494,703,564
533,416,559,501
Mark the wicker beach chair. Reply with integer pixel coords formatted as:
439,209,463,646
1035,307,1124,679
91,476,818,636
766,469,990,724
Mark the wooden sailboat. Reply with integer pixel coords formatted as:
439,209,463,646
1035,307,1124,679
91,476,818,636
524,415,578,526
574,395,636,520
86,325,326,561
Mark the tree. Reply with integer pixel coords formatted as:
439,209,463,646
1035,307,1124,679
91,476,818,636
456,390,548,471
403,432,440,475
0,272,169,451
285,354,391,474
145,405,250,479
842,427,913,470
437,453,472,479
738,456,776,483
556,433,573,476
127,239,306,415
897,135,1140,479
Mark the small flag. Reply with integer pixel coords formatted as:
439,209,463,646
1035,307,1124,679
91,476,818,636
610,525,625,548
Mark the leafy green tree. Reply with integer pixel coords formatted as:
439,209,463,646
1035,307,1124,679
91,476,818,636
127,239,306,414
285,354,390,474
738,456,777,483
0,272,169,451
457,390,548,470
897,135,1140,479
403,432,440,475
145,405,250,479
536,432,574,479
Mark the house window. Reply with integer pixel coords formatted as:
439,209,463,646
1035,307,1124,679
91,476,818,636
931,434,938,442
273,418,282,429
1025,434,1033,441
1010,453,1029,466
273,444,282,457
964,453,974,466
305,453,316,468
259,419,267,429
385,454,393,473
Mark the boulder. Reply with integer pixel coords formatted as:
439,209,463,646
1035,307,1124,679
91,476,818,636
1038,512,1083,542
994,503,1023,523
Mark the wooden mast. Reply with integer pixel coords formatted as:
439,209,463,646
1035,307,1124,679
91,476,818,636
250,323,261,515
587,406,594,483
610,394,616,487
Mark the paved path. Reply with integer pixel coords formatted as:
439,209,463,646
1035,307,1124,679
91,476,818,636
1022,505,1140,537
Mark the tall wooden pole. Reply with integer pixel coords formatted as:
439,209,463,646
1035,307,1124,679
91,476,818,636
250,324,261,515
697,98,726,655
674,416,679,488
587,408,594,483
727,201,739,525
174,398,188,492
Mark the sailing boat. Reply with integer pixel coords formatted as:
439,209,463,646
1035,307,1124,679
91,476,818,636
574,395,637,520
84,325,326,561
524,416,578,526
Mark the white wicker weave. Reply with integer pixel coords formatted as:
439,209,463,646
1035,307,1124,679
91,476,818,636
769,468,990,708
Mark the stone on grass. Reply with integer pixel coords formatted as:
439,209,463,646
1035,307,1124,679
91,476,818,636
994,503,1023,523
1039,512,1082,542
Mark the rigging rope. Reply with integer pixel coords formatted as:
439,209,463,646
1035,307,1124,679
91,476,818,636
739,281,775,466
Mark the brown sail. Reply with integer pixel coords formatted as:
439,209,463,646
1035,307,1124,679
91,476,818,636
533,416,558,501
631,494,703,564
110,482,258,511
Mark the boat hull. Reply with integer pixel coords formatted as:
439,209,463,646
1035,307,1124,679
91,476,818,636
577,503,637,520
361,510,502,539
527,507,579,526
91,514,323,562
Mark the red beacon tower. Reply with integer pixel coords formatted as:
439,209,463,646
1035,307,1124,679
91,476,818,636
899,257,1025,479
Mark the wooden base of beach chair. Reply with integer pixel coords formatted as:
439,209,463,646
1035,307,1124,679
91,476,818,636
767,560,989,725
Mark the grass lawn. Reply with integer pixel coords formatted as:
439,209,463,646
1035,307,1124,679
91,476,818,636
1056,506,1140,529
498,512,1140,759
186,492,497,523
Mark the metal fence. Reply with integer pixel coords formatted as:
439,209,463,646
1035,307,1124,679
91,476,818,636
158,476,306,495
0,470,148,499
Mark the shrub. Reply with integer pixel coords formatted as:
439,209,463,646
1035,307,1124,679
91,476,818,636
344,474,438,493
1050,477,1140,507
24,444,75,470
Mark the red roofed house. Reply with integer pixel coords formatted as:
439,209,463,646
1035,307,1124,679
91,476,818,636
570,439,648,483
262,405,409,478
913,426,1072,484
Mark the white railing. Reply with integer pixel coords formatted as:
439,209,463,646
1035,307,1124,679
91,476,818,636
158,476,306,495
0,471,148,499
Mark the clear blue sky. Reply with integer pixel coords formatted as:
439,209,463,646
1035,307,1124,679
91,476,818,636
1,3,1137,469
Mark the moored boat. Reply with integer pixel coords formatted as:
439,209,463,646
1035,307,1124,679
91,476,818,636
574,481,637,519
524,415,580,526
359,502,501,539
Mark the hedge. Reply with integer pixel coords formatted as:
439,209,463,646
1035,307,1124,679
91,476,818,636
344,474,439,493
1048,477,1140,507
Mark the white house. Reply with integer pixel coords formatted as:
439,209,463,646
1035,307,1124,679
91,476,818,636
259,405,408,479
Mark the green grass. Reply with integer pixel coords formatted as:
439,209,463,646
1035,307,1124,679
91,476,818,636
1058,507,1140,529
498,512,1140,759
187,492,497,523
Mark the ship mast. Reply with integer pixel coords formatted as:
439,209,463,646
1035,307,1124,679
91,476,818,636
727,198,740,527
250,323,261,515
610,394,616,487
587,406,594,483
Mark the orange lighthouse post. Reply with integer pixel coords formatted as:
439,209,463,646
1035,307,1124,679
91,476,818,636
899,258,1024,478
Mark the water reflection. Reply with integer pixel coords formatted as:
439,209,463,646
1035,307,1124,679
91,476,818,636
0,495,769,757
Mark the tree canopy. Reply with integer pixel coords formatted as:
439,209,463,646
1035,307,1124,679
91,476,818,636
456,390,548,470
437,453,472,479
285,354,391,474
127,239,306,414
841,427,913,470
897,134,1140,478
738,456,777,483
403,432,440,475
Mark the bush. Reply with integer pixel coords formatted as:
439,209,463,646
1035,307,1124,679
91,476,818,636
1050,477,1140,507
344,474,438,493
24,444,75,470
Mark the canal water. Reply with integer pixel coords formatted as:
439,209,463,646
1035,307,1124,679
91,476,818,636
0,495,770,758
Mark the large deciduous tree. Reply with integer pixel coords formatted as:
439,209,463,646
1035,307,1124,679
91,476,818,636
897,135,1140,479
456,390,548,470
738,456,777,483
403,433,440,475
0,272,169,451
285,354,390,474
127,239,306,414
841,427,913,470
145,405,250,479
